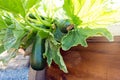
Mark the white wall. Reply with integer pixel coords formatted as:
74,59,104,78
107,23,120,36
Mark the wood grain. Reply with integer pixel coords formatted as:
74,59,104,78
46,36,120,80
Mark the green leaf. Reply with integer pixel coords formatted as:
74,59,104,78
13,30,26,48
37,29,52,39
62,27,113,50
63,0,120,28
3,28,17,50
0,15,8,29
0,0,25,17
63,0,74,17
24,0,41,10
44,38,68,73
3,23,26,50
78,0,120,28
63,0,85,16
63,0,82,25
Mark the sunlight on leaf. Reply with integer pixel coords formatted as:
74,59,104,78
0,0,25,17
63,0,120,28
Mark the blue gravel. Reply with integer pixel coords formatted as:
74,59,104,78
0,67,29,80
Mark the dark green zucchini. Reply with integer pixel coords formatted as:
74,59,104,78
30,33,46,70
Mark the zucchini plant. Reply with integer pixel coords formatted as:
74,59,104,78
0,0,120,73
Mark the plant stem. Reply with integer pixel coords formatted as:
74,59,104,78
34,9,52,27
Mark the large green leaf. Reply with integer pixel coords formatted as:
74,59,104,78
44,38,68,73
63,0,82,25
0,0,25,17
63,0,74,17
62,27,113,50
77,0,120,28
63,0,120,28
3,23,26,50
63,0,85,17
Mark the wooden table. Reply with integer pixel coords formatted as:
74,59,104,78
29,36,120,80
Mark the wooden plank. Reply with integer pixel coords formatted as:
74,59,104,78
46,36,120,80
87,36,120,42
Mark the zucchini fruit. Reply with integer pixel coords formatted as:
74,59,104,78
30,33,46,70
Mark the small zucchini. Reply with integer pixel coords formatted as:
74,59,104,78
30,33,46,70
